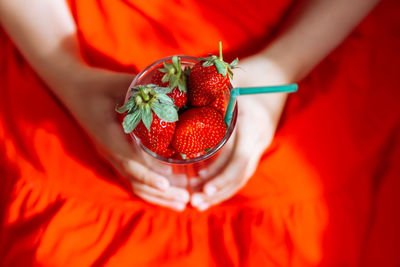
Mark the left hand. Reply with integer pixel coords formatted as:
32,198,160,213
191,55,291,211
51,66,190,211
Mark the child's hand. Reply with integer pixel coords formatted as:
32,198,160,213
191,56,290,210
56,67,190,211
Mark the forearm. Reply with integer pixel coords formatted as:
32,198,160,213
234,0,380,141
0,0,84,90
263,0,381,82
241,0,381,122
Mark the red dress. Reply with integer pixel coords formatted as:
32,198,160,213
1,0,399,266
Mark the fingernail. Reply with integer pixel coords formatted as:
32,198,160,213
155,179,169,190
176,191,190,203
175,203,186,211
198,203,209,211
191,194,204,207
205,185,217,196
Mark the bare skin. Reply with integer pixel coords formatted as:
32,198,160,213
0,0,380,211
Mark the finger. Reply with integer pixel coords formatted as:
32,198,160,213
105,150,170,191
190,158,247,211
91,118,172,191
135,191,186,211
202,155,248,196
132,182,190,211
191,182,240,211
132,182,190,203
122,159,170,190
136,192,186,211
191,151,263,211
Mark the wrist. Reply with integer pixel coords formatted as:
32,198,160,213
232,53,294,90
258,44,299,84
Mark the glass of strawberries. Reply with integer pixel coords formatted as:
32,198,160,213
116,45,238,190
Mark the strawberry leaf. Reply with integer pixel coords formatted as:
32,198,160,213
151,102,178,123
228,69,234,80
202,61,214,67
161,74,169,83
159,63,169,73
177,79,187,93
156,94,174,105
170,75,178,88
157,56,186,92
230,58,239,67
214,60,227,77
122,110,142,133
154,86,173,94
172,55,179,67
142,107,153,132
115,98,135,114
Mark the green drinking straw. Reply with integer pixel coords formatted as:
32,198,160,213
224,84,299,126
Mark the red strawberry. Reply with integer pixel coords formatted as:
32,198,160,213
150,56,187,108
188,42,237,106
209,86,230,116
171,106,227,154
167,87,187,108
115,84,179,155
133,115,175,155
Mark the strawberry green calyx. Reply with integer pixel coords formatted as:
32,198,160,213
158,56,187,93
199,41,238,80
115,84,178,133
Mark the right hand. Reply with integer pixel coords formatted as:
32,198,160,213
190,55,291,210
53,65,190,211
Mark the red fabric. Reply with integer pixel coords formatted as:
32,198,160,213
1,0,399,266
